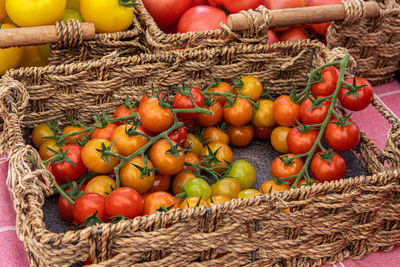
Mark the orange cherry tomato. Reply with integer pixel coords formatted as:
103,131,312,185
228,124,254,147
143,191,178,215
91,123,117,141
63,125,87,145
149,173,171,193
209,81,232,105
259,180,290,194
139,97,173,133
270,126,291,153
179,196,210,209
297,178,319,187
223,97,253,127
195,101,223,127
85,175,116,197
202,126,230,145
210,178,241,199
182,152,200,172
110,124,149,157
82,139,120,174
149,139,185,176
273,95,301,126
39,139,59,160
278,27,308,42
172,171,197,196
120,156,155,194
270,154,304,184
200,142,233,173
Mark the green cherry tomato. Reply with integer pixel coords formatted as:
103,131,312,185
226,160,256,190
60,9,83,22
184,178,211,200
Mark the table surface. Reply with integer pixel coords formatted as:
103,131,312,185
1,81,399,267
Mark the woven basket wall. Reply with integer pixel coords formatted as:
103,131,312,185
1,41,400,266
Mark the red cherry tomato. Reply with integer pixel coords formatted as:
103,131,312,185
52,144,87,183
270,154,304,184
73,193,107,225
310,151,346,182
208,0,223,6
324,117,360,152
300,95,331,125
168,127,188,146
308,0,342,36
311,66,340,96
222,0,262,14
193,0,207,5
113,105,138,126
338,77,374,111
173,86,205,119
178,6,228,33
228,124,255,147
287,127,319,155
278,27,308,42
267,30,279,44
263,0,307,9
58,186,85,222
105,187,143,219
91,123,117,141
149,173,171,192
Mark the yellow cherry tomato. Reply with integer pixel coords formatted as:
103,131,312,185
32,123,55,148
85,175,116,197
211,178,241,199
252,99,275,128
210,195,231,204
235,75,263,102
237,189,260,199
120,156,155,193
0,0,6,20
202,126,230,145
39,139,59,160
67,0,80,12
179,196,210,209
60,8,83,22
184,133,204,155
81,139,120,174
20,46,48,68
270,126,291,153
0,24,24,75
200,142,233,174
80,0,134,33
6,0,66,27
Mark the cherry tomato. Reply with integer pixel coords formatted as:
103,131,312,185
140,192,152,205
52,144,87,183
308,0,342,35
237,189,260,199
195,101,223,127
300,96,331,125
139,97,173,134
6,0,66,27
338,77,374,111
254,125,276,140
311,66,340,96
273,95,301,126
105,187,142,219
82,139,120,174
111,124,149,157
252,99,275,128
113,105,138,126
324,117,360,152
149,139,185,176
209,81,232,106
184,133,204,155
142,0,193,30
267,30,279,44
143,191,178,215
211,178,241,199
208,0,223,6
202,127,230,145
210,195,231,204
149,173,171,193
222,0,261,13
297,178,319,187
235,76,263,102
310,151,346,182
91,123,117,141
80,0,133,33
270,154,304,184
178,6,227,33
73,193,107,225
180,196,210,209
193,0,207,5
58,186,85,222
0,23,24,75
120,156,155,193
287,128,319,155
183,152,200,172
223,97,253,127
226,160,256,190
62,126,87,145
85,175,116,197
184,178,211,200
39,139,59,160
259,180,290,194
172,171,197,196
263,0,306,9
32,123,55,148
228,124,255,147
278,27,308,42
168,127,188,146
200,142,233,173
173,86,204,119
270,126,291,153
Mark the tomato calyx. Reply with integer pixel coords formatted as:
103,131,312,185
65,180,85,200
124,123,146,138
78,211,104,229
109,216,130,224
278,155,296,167
331,113,355,127
311,68,324,85
156,203,176,213
306,95,331,111
46,147,75,167
317,149,335,164
96,141,122,165
165,140,187,158
260,91,275,101
342,76,367,100
205,76,221,90
293,119,317,134
119,0,139,7
131,156,157,178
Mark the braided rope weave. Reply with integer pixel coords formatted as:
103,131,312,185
1,41,400,266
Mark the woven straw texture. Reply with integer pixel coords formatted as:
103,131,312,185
1,41,400,266
327,0,400,85
49,10,149,65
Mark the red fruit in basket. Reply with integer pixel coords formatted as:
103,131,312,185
105,187,143,219
311,66,340,96
51,144,87,183
149,173,171,192
338,77,374,111
273,95,301,127
193,0,207,5
278,27,309,42
311,150,346,182
113,105,138,126
73,193,107,225
58,185,86,222
168,127,188,145
208,0,223,6
143,191,178,215
142,0,193,30
91,123,117,141
173,86,204,119
139,97,174,133
300,95,331,125
195,101,223,127
222,0,262,14
324,116,360,152
228,124,255,147
178,6,228,33
223,97,253,127
287,127,319,155
267,30,279,44
263,0,307,9
164,23,178,34
270,154,304,184
308,0,342,36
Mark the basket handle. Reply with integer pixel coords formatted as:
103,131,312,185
227,2,379,31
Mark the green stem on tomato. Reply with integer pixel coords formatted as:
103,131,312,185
54,182,75,205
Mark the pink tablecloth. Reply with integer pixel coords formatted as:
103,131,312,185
1,81,399,267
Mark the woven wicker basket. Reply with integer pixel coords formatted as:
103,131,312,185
1,40,400,266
